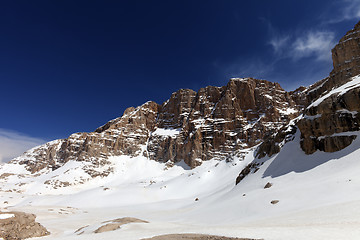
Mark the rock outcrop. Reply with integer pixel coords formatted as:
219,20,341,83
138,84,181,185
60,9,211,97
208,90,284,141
305,21,360,104
0,211,49,240
296,21,360,154
14,101,160,177
142,234,259,240
297,79,360,154
94,217,148,234
257,20,360,157
331,21,360,87
147,78,299,167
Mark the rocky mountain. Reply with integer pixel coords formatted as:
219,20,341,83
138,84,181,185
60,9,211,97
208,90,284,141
12,78,300,176
7,20,360,189
296,22,360,154
257,21,360,158
295,21,360,106
1,19,360,240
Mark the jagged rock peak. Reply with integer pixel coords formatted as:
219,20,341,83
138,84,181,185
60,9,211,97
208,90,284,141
11,77,302,174
229,77,251,82
95,101,160,133
332,20,360,76
296,21,360,154
304,20,360,105
253,21,360,158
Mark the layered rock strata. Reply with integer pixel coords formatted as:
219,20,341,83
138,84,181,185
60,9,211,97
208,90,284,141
297,78,360,154
257,21,360,157
13,78,300,172
297,21,360,154
305,21,360,105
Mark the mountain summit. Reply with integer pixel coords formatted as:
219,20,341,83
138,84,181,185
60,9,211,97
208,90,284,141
13,78,300,176
8,21,360,182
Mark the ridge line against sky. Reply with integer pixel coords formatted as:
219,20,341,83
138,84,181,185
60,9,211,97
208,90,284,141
220,0,360,91
0,0,360,162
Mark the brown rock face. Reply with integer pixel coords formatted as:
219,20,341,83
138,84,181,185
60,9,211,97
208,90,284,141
14,101,160,176
148,78,299,167
258,21,360,158
297,21,360,154
306,21,360,104
256,124,297,158
297,86,360,154
0,211,49,240
12,78,301,173
235,162,262,185
93,217,148,234
331,22,360,84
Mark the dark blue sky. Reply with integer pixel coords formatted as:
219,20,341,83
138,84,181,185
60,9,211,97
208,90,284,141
0,0,359,142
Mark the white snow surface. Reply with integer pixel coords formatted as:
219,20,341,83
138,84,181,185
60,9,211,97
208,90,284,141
1,131,360,239
0,214,14,219
152,128,181,137
277,107,298,115
308,74,360,108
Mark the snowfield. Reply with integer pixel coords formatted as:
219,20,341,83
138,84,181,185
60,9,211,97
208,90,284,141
1,129,360,239
0,213,14,219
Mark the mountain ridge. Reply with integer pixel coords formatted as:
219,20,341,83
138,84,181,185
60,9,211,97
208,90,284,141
6,20,360,188
11,77,300,175
1,20,360,240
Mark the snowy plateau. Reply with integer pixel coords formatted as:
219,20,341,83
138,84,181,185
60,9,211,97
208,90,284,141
1,21,360,240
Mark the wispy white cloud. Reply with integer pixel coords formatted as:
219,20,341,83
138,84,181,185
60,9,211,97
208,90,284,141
342,0,360,19
324,0,360,24
220,25,335,90
269,35,290,54
263,19,291,56
268,29,335,62
292,31,336,61
0,129,45,163
216,3,351,90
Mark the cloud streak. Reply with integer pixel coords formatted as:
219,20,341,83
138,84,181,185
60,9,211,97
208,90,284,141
324,0,360,24
268,30,336,62
217,0,355,90
0,129,45,163
269,35,290,54
292,31,336,61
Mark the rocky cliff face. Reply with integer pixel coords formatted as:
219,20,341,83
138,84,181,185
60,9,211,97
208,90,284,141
15,101,160,176
296,21,360,154
257,20,360,158
147,78,299,168
10,20,360,179
12,78,300,173
297,76,360,154
331,22,360,84
306,21,360,104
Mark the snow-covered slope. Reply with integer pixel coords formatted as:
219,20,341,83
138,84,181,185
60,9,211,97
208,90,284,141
1,128,360,239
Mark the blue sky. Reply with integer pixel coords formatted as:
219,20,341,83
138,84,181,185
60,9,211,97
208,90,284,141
0,0,360,162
